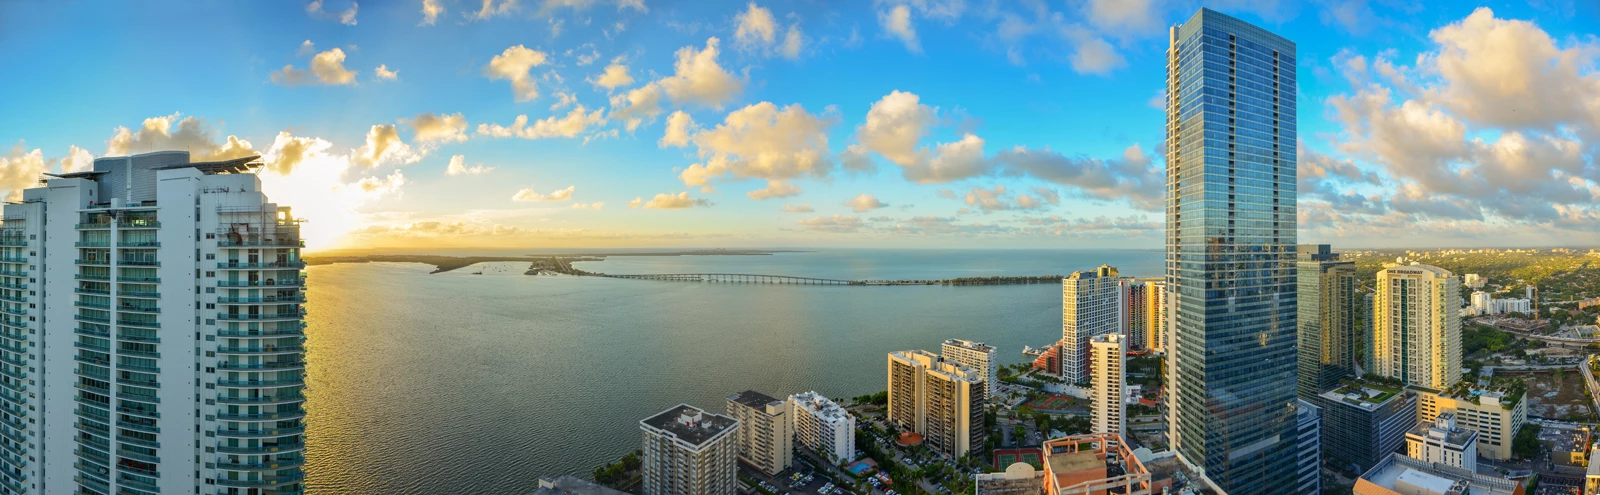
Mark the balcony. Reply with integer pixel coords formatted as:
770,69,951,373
117,241,160,248
217,326,304,338
218,239,304,248
0,294,22,303
216,310,304,321
75,300,109,310
216,345,303,355
217,375,304,388
118,260,159,267
214,456,305,471
75,314,110,324
216,425,306,438
0,237,25,247
0,283,24,291
119,276,159,283
116,347,160,359
74,258,110,266
75,287,109,296
116,305,159,314
0,270,28,278
74,223,111,230
216,394,304,405
116,447,160,464
115,406,159,419
217,279,305,288
217,361,305,371
74,274,109,282
0,307,25,317
214,441,305,455
0,257,26,263
115,420,159,434
218,261,306,270
216,294,306,304
216,408,305,421
214,473,305,488
117,290,158,299
114,333,160,344
116,221,160,229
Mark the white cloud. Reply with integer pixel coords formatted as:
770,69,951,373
656,37,743,108
409,112,470,144
1083,0,1159,33
512,185,575,201
628,196,642,208
484,45,550,102
779,25,804,59
798,214,864,232
643,191,711,209
591,62,635,90
607,83,665,131
470,0,519,20
852,90,936,167
60,145,94,173
572,202,605,209
476,106,607,139
297,40,316,56
1064,28,1125,76
0,142,47,202
351,124,424,168
782,203,813,213
549,92,577,111
445,155,494,176
746,181,800,199
845,193,888,212
675,102,835,199
420,0,444,25
658,111,696,147
879,5,919,53
375,64,398,81
104,113,257,161
271,47,359,86
734,3,778,51
306,0,359,25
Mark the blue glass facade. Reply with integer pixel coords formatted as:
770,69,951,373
1165,9,1300,494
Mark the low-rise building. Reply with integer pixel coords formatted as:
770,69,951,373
534,475,633,495
726,390,793,476
1041,433,1150,495
1557,427,1593,467
640,404,741,495
1411,384,1527,461
1316,379,1419,473
976,463,1044,495
1405,413,1478,471
789,391,856,465
1354,453,1522,495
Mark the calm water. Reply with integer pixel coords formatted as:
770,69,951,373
302,249,1161,494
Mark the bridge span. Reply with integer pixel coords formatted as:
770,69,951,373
590,273,938,286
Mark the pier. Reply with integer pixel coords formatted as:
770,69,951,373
593,273,938,285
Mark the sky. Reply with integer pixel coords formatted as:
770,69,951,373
1,0,1598,252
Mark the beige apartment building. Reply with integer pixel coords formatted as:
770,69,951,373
887,350,987,459
1090,334,1126,437
640,404,741,495
725,390,792,476
1373,263,1461,390
1411,386,1527,461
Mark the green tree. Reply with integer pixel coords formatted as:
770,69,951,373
1512,423,1542,460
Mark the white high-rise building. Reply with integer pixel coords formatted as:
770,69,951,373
1061,265,1120,383
640,404,739,495
788,391,855,464
1471,291,1492,315
1,152,306,495
1089,334,1125,437
940,339,997,396
1373,263,1461,390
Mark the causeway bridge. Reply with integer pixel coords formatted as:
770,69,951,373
590,273,939,286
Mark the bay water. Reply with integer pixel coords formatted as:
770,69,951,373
302,249,1161,494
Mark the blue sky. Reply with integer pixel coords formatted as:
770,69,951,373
1,0,1597,251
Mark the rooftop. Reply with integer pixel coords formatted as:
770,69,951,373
943,338,995,353
640,404,738,447
728,390,782,410
150,154,263,174
790,391,850,422
531,475,630,495
1324,379,1404,411
1408,414,1478,447
1356,453,1520,495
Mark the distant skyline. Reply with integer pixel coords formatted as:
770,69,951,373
1,0,1597,251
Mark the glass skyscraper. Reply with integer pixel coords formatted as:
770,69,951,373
1165,9,1300,494
1296,244,1359,400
